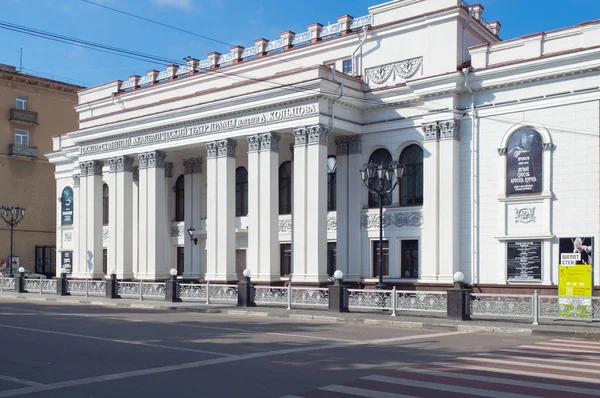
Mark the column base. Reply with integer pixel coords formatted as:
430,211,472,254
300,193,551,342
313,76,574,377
291,274,331,284
205,272,239,283
255,274,284,283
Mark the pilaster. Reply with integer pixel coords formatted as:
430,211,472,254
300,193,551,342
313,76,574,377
132,167,139,278
292,127,308,280
108,156,134,279
258,132,280,282
165,162,174,276
421,122,440,282
183,157,203,279
72,173,82,277
80,160,104,279
246,135,261,279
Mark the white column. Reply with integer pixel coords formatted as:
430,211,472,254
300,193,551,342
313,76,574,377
292,127,308,281
205,143,218,280
71,174,82,276
438,120,460,282
246,135,261,278
258,132,280,281
83,160,104,278
335,136,363,281
138,151,168,280
132,168,139,277
421,122,440,281
216,139,237,282
106,169,117,276
107,156,134,279
164,162,174,274
183,157,203,279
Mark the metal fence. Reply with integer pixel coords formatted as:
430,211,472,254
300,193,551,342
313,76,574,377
117,281,167,300
67,280,107,297
252,286,329,309
0,277,15,291
347,288,447,315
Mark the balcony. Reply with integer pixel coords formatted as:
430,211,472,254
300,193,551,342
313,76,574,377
9,144,38,158
9,108,39,125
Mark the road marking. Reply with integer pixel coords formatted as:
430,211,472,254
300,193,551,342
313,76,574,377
364,374,535,398
0,324,232,357
474,352,600,367
320,384,416,397
0,376,43,387
499,348,600,360
0,331,469,397
517,344,600,354
551,338,600,346
398,367,600,396
458,356,600,374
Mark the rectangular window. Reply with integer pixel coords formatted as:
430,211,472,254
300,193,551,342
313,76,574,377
401,240,419,278
327,242,337,276
102,249,108,275
280,243,292,276
372,240,389,277
15,129,29,147
16,95,28,111
342,59,352,74
177,247,184,276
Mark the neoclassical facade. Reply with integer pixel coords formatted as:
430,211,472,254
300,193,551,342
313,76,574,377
48,0,600,292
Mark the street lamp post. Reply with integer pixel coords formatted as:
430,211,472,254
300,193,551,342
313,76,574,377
360,162,404,289
0,206,26,277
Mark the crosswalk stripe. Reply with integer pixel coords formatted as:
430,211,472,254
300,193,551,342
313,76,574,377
430,361,600,384
397,367,600,396
319,384,416,398
499,348,600,360
363,374,538,398
457,356,600,374
551,339,600,346
473,352,600,367
534,342,600,351
517,344,600,354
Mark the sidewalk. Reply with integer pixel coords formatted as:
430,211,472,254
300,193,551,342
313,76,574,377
1,291,599,340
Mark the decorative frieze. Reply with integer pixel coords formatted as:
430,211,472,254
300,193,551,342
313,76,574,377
164,162,174,178
360,211,423,229
307,124,329,145
183,157,202,174
365,57,423,85
247,135,261,153
439,120,460,140
206,142,218,158
217,139,237,157
422,122,439,141
108,155,134,173
259,132,280,152
515,207,536,224
72,174,80,187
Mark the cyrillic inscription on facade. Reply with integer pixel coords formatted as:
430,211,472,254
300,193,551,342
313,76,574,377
79,105,318,155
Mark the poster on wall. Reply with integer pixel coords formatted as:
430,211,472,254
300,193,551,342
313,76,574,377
507,241,542,281
61,187,74,225
506,128,543,195
558,237,594,318
61,251,73,274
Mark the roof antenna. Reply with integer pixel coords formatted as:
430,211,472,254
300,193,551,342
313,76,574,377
19,48,23,72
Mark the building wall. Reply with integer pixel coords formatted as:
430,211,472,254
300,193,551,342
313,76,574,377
0,69,80,272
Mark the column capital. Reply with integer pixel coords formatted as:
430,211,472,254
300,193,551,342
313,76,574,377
139,151,166,169
72,174,80,187
247,135,261,153
83,160,103,176
206,141,218,158
183,157,203,174
439,119,460,141
307,124,330,145
334,136,361,155
422,122,439,142
217,139,236,157
335,137,348,155
108,155,134,173
165,162,174,178
293,126,308,146
259,132,280,152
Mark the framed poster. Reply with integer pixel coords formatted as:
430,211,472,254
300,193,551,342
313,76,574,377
559,237,593,266
507,241,542,281
506,128,543,195
61,187,74,225
61,251,73,274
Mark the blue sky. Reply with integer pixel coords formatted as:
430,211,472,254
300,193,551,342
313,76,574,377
1,0,599,88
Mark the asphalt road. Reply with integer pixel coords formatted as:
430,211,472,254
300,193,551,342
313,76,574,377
0,299,594,397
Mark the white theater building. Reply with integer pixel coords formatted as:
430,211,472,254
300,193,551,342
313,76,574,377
48,0,600,292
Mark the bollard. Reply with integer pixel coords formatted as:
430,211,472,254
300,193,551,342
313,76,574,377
532,290,539,325
446,271,471,321
15,267,26,293
56,269,69,296
237,269,256,307
206,280,211,305
328,270,348,313
287,284,292,310
165,269,181,303
106,271,120,299
391,286,397,317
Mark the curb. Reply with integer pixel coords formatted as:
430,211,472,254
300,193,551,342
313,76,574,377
2,294,600,340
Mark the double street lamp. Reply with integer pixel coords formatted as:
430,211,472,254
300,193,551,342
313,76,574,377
360,162,404,289
0,206,26,277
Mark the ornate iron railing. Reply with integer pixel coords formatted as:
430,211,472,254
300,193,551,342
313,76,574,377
117,281,141,298
254,286,288,305
0,277,15,291
67,279,106,296
397,290,447,313
208,284,238,302
539,295,600,321
348,289,392,310
42,279,57,293
142,282,166,298
179,283,208,301
471,293,534,318
25,278,41,293
291,287,329,307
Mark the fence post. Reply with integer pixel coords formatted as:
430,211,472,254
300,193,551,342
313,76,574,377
139,280,143,301
85,278,89,297
39,276,43,295
287,284,292,310
237,270,256,307
165,269,181,302
391,286,397,317
532,290,539,325
328,271,348,313
1,277,3,292
106,272,120,299
446,272,471,321
206,281,211,305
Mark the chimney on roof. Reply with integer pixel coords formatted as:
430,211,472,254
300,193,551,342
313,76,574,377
488,21,501,36
469,4,484,20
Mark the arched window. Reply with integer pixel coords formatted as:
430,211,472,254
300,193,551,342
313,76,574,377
399,145,424,206
236,167,248,217
368,149,393,208
279,161,292,215
327,156,337,211
506,128,543,195
102,183,109,226
175,175,185,222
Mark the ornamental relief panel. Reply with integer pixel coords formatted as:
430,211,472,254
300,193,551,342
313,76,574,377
365,57,423,85
63,231,72,243
171,222,185,238
360,211,423,229
515,207,536,224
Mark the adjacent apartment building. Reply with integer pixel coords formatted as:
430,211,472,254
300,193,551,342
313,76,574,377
0,63,81,276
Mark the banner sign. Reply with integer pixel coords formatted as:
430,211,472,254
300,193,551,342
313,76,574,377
506,128,543,195
507,241,542,281
61,251,73,274
558,237,594,318
61,187,74,225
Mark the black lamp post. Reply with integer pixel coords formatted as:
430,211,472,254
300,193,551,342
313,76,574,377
0,206,25,277
360,162,404,289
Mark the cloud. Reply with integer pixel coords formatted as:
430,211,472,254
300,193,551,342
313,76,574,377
152,0,194,13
